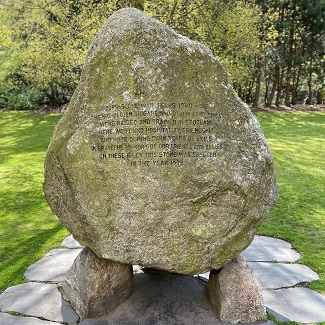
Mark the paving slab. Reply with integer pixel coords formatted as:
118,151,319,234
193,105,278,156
248,262,319,289
0,282,79,323
0,312,59,325
80,319,109,325
61,234,83,249
263,287,325,323
241,235,300,262
24,248,82,282
80,272,220,325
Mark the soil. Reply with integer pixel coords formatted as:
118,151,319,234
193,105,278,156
34,104,68,114
250,104,325,113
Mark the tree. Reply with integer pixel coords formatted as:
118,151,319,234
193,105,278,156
1,0,115,107
1,0,324,108
257,0,325,107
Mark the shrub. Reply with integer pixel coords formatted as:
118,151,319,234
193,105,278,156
4,86,44,110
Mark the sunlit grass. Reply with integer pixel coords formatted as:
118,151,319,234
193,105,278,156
0,110,68,292
256,111,325,294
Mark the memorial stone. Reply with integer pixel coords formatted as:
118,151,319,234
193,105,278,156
44,8,277,275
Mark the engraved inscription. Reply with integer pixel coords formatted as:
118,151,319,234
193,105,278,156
90,102,222,166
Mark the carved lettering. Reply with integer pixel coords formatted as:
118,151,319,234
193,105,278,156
90,101,222,166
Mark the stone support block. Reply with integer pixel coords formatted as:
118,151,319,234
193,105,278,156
59,247,133,320
206,256,266,323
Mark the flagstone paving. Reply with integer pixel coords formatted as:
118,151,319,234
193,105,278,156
0,313,58,325
247,261,319,289
241,235,301,262
24,248,82,283
61,235,83,249
0,235,324,324
263,287,325,323
0,282,78,323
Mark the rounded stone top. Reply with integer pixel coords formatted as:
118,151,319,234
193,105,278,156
44,8,278,274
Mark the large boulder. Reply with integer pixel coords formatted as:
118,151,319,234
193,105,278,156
44,8,277,274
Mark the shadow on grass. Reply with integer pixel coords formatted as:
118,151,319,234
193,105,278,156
0,222,66,292
254,111,325,139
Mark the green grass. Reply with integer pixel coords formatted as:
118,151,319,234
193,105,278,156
0,109,324,298
0,110,68,292
255,111,325,294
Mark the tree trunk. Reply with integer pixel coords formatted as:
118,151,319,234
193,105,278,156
167,0,178,25
306,71,313,105
266,64,280,107
285,69,291,106
291,65,302,105
317,89,323,104
285,0,297,107
275,67,284,107
253,57,262,108
245,81,254,104
264,77,269,105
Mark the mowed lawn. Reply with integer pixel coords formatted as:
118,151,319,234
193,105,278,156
256,110,325,293
0,109,324,294
0,110,68,292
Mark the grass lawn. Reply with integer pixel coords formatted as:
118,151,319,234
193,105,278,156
255,111,325,294
0,109,324,297
0,110,68,292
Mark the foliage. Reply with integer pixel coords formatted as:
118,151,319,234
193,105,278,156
256,111,325,294
0,0,324,108
203,1,263,94
0,0,116,107
6,87,43,110
0,0,267,108
256,0,325,106
0,18,25,107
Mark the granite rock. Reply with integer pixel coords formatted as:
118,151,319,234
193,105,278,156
44,8,277,274
206,256,267,323
59,247,133,320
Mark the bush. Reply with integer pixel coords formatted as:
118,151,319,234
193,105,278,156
3,87,44,110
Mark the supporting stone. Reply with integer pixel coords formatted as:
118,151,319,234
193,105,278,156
59,247,133,320
206,256,266,323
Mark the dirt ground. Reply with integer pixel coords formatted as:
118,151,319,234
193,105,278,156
250,104,325,112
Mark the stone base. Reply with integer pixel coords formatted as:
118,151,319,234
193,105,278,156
206,256,267,323
59,247,133,320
